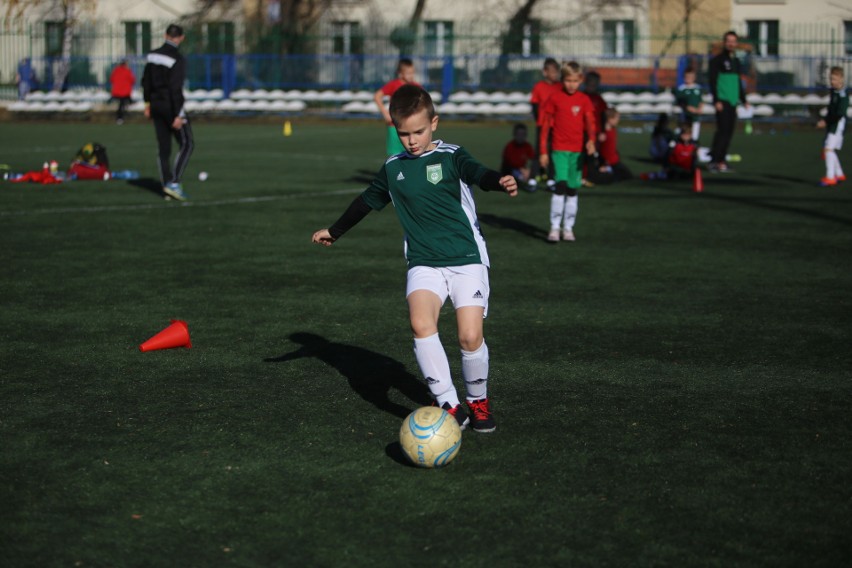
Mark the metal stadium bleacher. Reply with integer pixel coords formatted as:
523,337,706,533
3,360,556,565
5,87,846,120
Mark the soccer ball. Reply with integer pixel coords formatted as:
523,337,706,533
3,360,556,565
399,406,462,468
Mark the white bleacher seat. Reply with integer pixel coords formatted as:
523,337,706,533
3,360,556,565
449,91,472,103
230,89,253,100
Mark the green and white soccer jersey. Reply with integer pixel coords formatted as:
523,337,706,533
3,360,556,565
675,83,703,122
361,140,491,268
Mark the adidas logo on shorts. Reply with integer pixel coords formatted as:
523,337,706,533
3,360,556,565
473,290,483,299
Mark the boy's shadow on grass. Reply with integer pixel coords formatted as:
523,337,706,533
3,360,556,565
126,177,165,198
479,212,550,242
264,332,431,419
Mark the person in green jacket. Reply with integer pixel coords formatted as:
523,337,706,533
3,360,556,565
708,31,749,172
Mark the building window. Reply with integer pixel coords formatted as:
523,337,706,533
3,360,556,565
202,22,235,54
845,21,852,56
44,22,64,57
124,21,151,55
603,20,635,57
332,21,363,55
424,21,454,57
746,20,779,57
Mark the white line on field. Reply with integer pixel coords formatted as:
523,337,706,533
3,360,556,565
0,188,363,217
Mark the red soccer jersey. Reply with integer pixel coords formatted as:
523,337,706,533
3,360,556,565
668,141,697,171
501,140,536,170
539,89,597,153
530,80,563,126
586,92,608,130
110,65,136,98
598,126,619,166
381,78,421,97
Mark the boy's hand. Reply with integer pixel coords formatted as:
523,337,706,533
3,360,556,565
816,119,826,129
585,139,597,155
539,154,549,169
312,229,336,247
499,175,518,197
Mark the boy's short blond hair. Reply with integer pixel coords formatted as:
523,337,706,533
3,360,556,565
830,66,844,78
561,61,583,79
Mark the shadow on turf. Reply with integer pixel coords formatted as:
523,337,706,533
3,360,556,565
478,212,551,242
651,180,852,226
126,177,165,198
264,332,431,418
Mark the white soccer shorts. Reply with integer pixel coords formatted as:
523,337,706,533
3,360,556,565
406,264,490,317
825,131,844,152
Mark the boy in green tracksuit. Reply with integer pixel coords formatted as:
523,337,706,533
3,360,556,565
708,31,749,172
312,85,518,433
817,66,848,186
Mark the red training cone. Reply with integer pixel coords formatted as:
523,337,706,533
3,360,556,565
139,320,192,352
692,167,704,193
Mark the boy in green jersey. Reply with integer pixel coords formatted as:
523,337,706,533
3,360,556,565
817,67,848,186
674,67,704,142
312,85,518,432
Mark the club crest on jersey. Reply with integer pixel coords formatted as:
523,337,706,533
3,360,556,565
572,105,581,116
426,164,442,185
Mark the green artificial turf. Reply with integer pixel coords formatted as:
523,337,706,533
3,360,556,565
1,119,850,567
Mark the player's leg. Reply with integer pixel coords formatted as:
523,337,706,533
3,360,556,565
692,120,701,143
407,268,467,427
448,265,495,433
548,151,570,241
560,151,583,240
170,119,195,185
822,130,844,185
152,116,173,187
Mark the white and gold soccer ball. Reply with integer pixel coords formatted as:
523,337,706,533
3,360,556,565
399,406,462,468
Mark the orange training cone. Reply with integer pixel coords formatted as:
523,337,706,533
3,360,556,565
692,167,704,193
139,320,192,352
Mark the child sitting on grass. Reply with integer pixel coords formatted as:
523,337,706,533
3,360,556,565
588,108,632,185
500,123,537,190
640,124,698,181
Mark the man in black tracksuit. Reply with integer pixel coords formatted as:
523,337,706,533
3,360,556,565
708,31,749,172
142,24,194,201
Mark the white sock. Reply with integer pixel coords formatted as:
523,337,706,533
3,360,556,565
461,340,489,401
550,194,566,230
692,122,701,142
826,150,838,179
413,333,459,407
562,195,579,231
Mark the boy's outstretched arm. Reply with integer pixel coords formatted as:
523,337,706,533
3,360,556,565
311,194,373,247
478,170,518,197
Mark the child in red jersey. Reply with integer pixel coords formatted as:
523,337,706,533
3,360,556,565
538,61,598,242
640,124,698,181
529,57,562,184
588,108,632,185
109,59,136,124
500,123,537,190
374,58,420,156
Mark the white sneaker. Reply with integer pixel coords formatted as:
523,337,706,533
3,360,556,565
562,230,575,241
547,229,560,242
